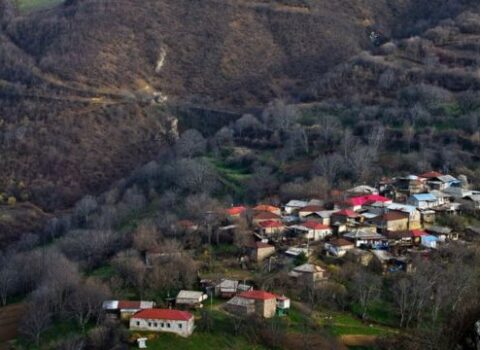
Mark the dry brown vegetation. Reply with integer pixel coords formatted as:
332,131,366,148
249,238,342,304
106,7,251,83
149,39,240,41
0,0,479,233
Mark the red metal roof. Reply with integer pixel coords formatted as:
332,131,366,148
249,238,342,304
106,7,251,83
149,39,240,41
346,195,391,207
118,300,142,309
133,309,193,321
239,290,276,300
303,221,330,230
254,211,281,220
258,220,284,228
418,171,443,179
227,206,247,216
254,204,280,213
411,229,427,237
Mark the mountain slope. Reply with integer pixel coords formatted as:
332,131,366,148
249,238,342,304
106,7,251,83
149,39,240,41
0,0,478,214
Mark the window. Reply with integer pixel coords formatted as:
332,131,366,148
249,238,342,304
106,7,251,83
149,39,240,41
136,321,140,326
167,323,171,328
178,323,183,329
154,322,158,327
148,322,152,327
161,323,164,328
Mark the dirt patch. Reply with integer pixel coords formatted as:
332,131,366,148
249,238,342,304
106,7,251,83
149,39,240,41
340,334,378,346
0,303,26,345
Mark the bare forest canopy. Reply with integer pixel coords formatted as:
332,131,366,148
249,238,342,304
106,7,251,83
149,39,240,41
0,0,479,240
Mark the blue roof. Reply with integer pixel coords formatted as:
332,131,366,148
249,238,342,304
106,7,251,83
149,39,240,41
412,193,437,201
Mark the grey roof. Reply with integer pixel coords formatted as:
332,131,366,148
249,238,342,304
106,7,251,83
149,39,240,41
227,296,254,307
285,200,308,208
466,195,480,202
218,279,239,290
438,175,458,183
102,300,119,310
371,250,393,262
176,290,206,300
343,231,385,240
293,263,325,274
347,185,378,194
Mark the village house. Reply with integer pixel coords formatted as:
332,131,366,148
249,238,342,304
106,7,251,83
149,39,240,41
420,235,439,249
303,210,336,225
344,194,392,211
285,245,311,258
175,290,208,309
344,248,373,266
343,230,387,249
426,226,458,241
419,172,460,191
346,185,379,196
407,193,439,209
225,290,277,318
411,229,427,245
460,193,480,210
257,220,285,236
250,241,276,262
253,204,282,216
394,175,426,199
102,300,156,320
384,231,413,246
374,211,410,232
289,263,327,286
226,206,247,219
216,279,239,298
284,200,308,215
386,203,422,229
290,221,332,241
298,205,324,218
324,238,355,257
275,295,291,316
130,309,194,337
252,211,282,225
330,209,360,226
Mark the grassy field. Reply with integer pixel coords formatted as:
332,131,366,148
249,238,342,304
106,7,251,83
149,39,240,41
16,0,63,12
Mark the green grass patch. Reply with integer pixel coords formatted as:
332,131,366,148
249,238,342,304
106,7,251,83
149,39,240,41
136,310,268,350
351,301,398,326
204,156,251,199
316,311,396,337
143,331,267,350
88,264,116,280
17,0,63,12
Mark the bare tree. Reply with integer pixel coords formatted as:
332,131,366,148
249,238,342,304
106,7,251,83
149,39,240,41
313,153,344,185
20,295,52,346
0,254,17,306
262,99,299,131
68,278,110,331
235,114,262,137
74,195,98,226
351,270,382,320
175,129,207,158
174,159,218,193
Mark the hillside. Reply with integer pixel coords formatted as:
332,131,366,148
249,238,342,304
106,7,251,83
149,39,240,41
0,0,479,216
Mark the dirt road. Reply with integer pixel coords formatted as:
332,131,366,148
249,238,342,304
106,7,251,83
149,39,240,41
0,303,26,348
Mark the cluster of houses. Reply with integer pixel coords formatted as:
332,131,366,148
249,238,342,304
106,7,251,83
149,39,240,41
102,278,294,341
224,171,479,273
105,171,479,343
